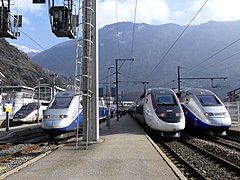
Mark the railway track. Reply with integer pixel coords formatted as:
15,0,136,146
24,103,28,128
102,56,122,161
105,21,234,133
182,133,240,167
156,138,240,179
0,127,49,144
155,139,207,179
0,143,57,177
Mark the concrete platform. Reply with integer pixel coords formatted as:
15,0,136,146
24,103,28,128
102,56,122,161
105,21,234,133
3,115,186,180
0,123,42,140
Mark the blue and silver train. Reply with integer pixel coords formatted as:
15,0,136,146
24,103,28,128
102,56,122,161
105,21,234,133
42,91,82,134
42,91,109,136
177,88,231,136
132,87,185,137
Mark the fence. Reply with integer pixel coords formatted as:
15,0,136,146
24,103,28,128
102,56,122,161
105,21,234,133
224,101,240,124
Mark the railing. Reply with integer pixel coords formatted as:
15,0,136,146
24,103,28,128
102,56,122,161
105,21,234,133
224,101,240,124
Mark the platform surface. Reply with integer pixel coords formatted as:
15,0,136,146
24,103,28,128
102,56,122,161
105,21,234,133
4,115,185,180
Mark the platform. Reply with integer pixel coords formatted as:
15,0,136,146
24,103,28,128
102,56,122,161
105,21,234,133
2,115,186,180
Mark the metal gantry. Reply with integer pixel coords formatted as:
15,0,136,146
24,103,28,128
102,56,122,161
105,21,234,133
115,58,134,121
0,0,22,39
177,66,227,91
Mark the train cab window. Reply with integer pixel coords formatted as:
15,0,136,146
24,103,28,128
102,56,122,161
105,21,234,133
50,97,72,109
156,95,177,106
197,95,221,106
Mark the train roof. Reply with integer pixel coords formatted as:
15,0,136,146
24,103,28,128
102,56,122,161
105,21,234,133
179,87,213,95
147,87,174,94
55,90,81,98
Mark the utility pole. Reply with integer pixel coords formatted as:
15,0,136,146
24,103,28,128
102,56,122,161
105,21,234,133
107,66,114,127
50,73,57,99
115,58,134,121
177,66,181,92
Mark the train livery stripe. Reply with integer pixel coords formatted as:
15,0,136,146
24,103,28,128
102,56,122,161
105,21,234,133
181,104,231,129
47,111,83,132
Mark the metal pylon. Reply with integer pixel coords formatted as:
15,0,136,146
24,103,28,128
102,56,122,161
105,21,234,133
74,0,94,150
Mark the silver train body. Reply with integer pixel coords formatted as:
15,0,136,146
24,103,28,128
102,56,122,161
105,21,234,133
13,102,47,123
132,88,185,137
42,91,82,133
177,88,231,136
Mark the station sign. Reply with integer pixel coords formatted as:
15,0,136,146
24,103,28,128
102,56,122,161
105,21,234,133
4,103,13,112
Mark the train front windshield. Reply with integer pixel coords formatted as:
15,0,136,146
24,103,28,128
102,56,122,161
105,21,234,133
14,103,37,117
154,94,181,123
197,95,221,106
50,97,72,109
156,95,177,106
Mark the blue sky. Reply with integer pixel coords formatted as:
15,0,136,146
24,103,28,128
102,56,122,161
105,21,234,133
5,0,240,51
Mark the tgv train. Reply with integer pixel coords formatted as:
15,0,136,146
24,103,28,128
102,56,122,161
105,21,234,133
42,91,83,134
42,91,109,136
13,102,47,123
99,97,109,122
132,88,185,137
177,88,231,136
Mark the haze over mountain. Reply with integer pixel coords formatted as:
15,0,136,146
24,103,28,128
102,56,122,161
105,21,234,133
31,21,240,99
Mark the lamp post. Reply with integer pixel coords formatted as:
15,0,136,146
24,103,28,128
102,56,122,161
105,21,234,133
107,66,114,127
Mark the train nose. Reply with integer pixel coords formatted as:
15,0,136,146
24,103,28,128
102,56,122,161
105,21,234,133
42,119,54,129
220,117,232,126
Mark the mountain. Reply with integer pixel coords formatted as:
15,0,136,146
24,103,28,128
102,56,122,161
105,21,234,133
31,21,240,100
0,39,64,88
10,43,40,58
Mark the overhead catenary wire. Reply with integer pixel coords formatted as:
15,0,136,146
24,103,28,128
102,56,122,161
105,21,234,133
0,5,46,51
182,37,240,76
18,29,45,51
115,0,121,58
189,50,240,76
145,0,209,81
126,0,138,86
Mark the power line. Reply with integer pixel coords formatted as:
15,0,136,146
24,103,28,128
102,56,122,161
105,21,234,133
130,0,137,59
126,0,137,87
183,37,240,76
145,0,209,80
0,5,46,50
18,29,45,51
115,0,121,58
190,50,240,76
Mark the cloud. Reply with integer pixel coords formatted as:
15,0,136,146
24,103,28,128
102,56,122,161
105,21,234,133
181,0,240,25
99,0,240,28
11,0,45,15
98,0,171,28
206,0,240,22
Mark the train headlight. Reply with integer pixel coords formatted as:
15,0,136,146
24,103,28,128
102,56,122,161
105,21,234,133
222,112,228,117
204,112,214,117
59,115,68,118
159,113,166,117
43,115,51,119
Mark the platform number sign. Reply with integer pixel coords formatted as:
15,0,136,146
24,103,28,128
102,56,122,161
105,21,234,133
33,0,46,3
